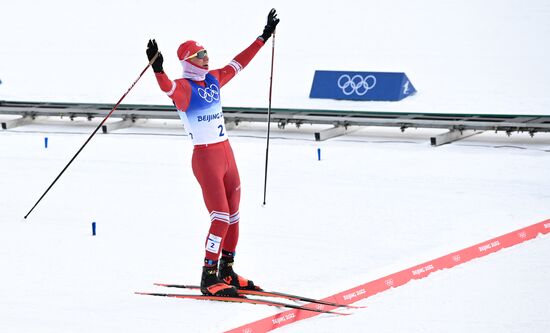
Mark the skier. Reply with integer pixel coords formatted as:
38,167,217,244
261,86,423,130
146,9,279,297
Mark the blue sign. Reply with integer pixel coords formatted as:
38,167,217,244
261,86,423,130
309,70,416,101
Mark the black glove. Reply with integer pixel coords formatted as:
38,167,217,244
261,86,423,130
259,8,280,42
146,39,164,73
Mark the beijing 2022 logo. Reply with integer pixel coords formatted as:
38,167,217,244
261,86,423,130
337,74,377,96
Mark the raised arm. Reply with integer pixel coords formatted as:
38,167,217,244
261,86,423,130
210,39,264,87
147,39,190,111
210,9,280,87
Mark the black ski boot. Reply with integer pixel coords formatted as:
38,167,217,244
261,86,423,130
218,256,261,291
200,265,239,297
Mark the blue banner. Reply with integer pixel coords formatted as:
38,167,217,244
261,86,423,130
309,70,416,101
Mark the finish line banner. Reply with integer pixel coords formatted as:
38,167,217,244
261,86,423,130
309,70,416,101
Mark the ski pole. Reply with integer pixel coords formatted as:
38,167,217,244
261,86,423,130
262,31,276,206
23,53,159,220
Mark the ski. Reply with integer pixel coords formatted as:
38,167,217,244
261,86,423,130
135,292,349,315
153,283,364,309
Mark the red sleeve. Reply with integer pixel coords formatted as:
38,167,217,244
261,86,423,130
210,38,265,87
154,72,191,111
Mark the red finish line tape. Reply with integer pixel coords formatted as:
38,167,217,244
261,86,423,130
225,219,550,333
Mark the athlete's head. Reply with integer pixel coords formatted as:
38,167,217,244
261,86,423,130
177,40,209,70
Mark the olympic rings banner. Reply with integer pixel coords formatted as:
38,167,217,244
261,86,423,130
309,70,416,101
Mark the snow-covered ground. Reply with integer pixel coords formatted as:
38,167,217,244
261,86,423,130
1,1,550,332
1,124,549,332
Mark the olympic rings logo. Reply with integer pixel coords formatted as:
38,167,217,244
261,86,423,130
337,74,376,96
198,84,220,103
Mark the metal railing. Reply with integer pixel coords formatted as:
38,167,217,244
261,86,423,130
2,100,550,137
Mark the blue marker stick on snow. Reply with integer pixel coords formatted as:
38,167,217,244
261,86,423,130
317,148,321,161
44,137,48,148
92,222,96,236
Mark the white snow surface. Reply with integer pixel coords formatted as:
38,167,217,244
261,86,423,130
1,1,550,333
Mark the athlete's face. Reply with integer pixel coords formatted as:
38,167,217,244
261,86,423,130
189,51,209,70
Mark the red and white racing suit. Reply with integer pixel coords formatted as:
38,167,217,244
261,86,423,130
154,39,264,263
